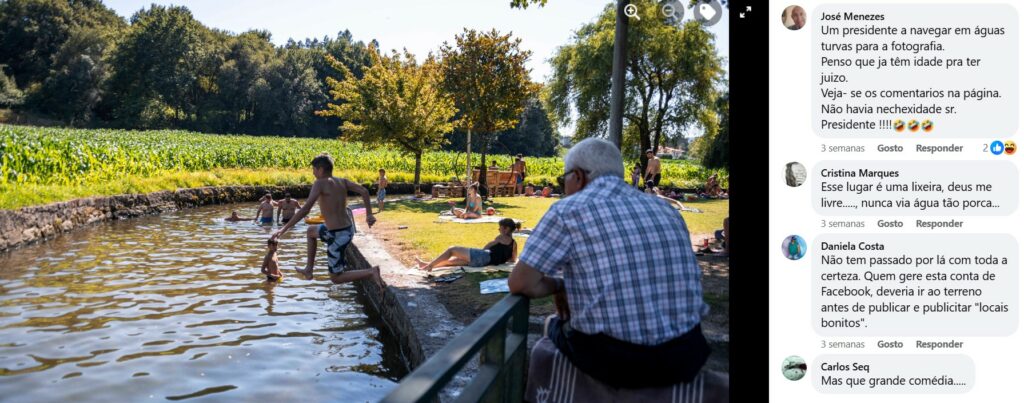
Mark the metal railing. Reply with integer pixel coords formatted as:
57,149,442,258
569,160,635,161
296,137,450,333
382,295,530,403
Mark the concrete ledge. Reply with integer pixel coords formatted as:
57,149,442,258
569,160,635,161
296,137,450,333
348,228,475,402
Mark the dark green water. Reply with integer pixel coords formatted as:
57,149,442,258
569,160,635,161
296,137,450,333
0,202,406,402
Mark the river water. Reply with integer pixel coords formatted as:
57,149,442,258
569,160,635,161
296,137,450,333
0,202,406,402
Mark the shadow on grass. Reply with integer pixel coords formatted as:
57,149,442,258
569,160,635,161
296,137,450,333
428,271,554,324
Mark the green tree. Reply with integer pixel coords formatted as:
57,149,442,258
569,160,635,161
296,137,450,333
303,30,376,138
29,26,115,124
0,65,23,107
0,0,124,121
107,5,217,128
439,28,535,196
510,0,547,8
317,46,456,192
255,47,325,136
546,0,723,174
210,30,275,133
444,95,559,158
695,90,728,168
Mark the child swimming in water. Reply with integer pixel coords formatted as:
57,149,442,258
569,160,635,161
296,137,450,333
261,238,283,282
225,211,251,222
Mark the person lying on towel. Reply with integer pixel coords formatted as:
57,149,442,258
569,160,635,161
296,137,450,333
415,218,517,271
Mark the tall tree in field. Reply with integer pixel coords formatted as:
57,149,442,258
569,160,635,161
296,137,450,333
30,26,117,125
107,5,216,128
317,46,456,193
546,1,723,171
212,30,275,133
694,89,728,169
257,47,326,136
439,29,535,198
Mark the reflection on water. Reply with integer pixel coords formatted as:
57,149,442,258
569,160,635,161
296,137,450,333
0,203,406,402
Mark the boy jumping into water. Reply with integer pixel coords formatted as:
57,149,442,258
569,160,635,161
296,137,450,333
271,153,383,286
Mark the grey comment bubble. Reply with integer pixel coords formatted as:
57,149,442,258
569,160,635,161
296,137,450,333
815,355,974,393
812,4,1018,138
812,233,1018,336
812,160,1018,216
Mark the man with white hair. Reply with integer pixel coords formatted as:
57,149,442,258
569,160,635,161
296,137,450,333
509,138,710,391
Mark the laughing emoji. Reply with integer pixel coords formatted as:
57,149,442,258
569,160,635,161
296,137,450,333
893,120,905,132
1006,141,1017,155
908,120,920,132
922,120,933,132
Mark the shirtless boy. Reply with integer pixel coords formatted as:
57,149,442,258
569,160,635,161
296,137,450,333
271,154,383,286
254,194,277,225
376,169,389,212
644,149,662,187
261,238,283,282
511,155,527,196
277,193,300,224
225,211,251,222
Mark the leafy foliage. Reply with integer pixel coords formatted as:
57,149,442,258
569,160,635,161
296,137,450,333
317,45,456,188
0,2,374,137
546,0,724,165
439,29,536,193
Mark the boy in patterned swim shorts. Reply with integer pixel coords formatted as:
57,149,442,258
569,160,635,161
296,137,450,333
271,154,383,287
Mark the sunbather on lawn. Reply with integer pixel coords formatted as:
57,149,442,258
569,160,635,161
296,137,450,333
450,183,483,219
415,218,517,272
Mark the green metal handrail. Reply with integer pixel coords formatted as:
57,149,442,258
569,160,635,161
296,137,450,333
382,294,530,403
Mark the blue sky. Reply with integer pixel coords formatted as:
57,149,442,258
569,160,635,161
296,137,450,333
104,0,729,84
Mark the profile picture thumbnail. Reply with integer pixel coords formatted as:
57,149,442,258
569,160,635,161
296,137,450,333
784,162,806,187
782,5,806,30
782,235,807,260
782,355,807,381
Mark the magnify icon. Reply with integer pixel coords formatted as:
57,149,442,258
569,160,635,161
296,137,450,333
625,4,640,20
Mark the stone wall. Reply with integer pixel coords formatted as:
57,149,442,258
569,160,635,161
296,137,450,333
0,185,311,252
345,244,426,371
0,181,439,252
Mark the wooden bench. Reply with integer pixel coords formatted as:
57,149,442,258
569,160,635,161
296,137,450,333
471,169,517,197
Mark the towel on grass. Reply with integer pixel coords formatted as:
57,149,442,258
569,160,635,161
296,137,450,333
480,278,510,294
430,262,515,275
436,215,525,224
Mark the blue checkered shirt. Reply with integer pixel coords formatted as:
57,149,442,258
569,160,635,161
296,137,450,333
520,174,706,346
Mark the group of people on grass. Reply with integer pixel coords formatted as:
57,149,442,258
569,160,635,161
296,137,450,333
633,148,728,201
485,154,557,198
221,140,716,397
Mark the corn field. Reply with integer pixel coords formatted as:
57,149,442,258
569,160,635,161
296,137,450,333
0,125,727,189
